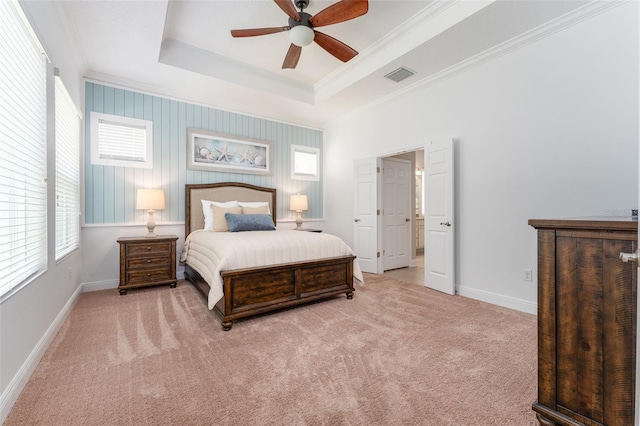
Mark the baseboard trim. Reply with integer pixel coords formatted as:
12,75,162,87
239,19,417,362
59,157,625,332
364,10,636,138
0,283,83,424
82,279,118,292
456,285,536,315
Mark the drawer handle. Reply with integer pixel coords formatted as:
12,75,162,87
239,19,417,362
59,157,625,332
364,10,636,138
146,246,152,250
619,249,639,263
147,259,151,263
147,273,151,277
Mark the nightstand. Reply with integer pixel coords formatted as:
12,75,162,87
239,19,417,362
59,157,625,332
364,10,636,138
295,228,322,233
117,235,178,295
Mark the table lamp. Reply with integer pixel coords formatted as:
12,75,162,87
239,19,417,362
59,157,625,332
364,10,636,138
136,188,165,237
290,194,308,230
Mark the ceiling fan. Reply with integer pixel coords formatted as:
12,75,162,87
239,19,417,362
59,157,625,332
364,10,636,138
230,0,369,69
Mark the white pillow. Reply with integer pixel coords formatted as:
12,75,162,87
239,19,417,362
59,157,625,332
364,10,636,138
201,199,238,231
238,201,270,214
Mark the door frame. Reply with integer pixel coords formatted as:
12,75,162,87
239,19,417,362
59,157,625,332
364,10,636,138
375,143,436,275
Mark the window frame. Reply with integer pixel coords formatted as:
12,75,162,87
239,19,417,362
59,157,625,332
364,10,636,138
0,0,49,299
54,74,81,261
291,144,320,182
90,111,153,169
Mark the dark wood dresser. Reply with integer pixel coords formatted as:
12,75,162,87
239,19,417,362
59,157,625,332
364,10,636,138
529,218,637,426
117,235,178,295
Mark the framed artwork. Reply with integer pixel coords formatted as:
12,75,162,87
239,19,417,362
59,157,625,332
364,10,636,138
186,128,272,175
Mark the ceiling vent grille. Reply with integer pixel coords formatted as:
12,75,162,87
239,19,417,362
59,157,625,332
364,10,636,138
384,66,416,83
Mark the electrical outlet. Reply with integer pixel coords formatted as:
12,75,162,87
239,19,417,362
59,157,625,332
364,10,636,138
523,269,533,282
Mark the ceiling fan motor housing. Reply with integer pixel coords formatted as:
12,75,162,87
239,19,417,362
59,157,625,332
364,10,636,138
289,12,313,30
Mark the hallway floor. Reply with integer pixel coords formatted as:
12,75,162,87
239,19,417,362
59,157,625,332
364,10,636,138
383,254,424,286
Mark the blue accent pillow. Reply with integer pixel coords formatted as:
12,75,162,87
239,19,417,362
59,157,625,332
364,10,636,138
225,213,275,232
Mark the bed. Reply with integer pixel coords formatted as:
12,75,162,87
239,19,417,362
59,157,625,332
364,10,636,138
181,182,362,330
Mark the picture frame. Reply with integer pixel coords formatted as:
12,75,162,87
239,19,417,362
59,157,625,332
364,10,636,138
186,128,272,175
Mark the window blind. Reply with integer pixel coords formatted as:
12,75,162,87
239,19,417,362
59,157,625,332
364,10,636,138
0,0,48,297
294,150,318,176
291,145,320,181
97,119,147,162
55,76,81,260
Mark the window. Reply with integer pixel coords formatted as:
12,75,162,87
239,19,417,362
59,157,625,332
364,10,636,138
291,144,320,181
90,112,153,169
55,75,81,260
0,0,49,297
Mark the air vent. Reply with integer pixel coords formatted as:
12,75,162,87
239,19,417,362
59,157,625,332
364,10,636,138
384,66,416,83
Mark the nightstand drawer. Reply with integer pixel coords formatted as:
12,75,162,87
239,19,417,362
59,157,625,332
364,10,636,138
126,255,170,269
127,268,172,284
126,241,173,256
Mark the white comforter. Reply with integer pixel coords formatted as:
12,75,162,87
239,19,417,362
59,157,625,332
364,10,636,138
181,229,364,309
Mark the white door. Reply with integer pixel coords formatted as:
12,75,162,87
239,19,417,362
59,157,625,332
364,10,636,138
382,158,411,271
353,158,381,274
424,138,455,295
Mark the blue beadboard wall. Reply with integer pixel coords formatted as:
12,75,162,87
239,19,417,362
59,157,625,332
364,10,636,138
84,82,323,225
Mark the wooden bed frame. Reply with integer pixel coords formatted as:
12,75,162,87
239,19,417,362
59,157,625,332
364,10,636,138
183,182,355,330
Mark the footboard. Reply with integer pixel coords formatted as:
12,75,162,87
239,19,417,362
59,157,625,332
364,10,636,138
186,256,355,330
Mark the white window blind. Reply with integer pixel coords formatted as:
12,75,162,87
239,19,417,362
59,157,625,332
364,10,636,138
291,145,320,181
294,151,318,176
90,112,153,169
0,0,49,297
55,76,81,260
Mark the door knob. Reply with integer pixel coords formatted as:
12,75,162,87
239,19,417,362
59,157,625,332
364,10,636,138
354,218,361,223
619,249,639,263
440,221,452,227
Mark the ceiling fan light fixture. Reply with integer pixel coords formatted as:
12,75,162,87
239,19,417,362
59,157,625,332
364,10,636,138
290,25,314,47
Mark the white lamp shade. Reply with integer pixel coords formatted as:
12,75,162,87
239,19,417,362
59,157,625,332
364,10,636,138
290,25,314,47
290,194,308,211
136,189,165,210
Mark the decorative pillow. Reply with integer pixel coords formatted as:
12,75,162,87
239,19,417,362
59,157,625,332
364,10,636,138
242,205,269,215
211,205,242,232
238,201,270,214
202,200,238,231
225,213,276,232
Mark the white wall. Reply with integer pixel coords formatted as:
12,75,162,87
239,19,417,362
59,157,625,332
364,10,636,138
324,2,638,312
0,1,85,422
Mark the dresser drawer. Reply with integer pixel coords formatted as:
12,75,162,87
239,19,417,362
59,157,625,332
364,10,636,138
126,241,173,256
126,255,170,270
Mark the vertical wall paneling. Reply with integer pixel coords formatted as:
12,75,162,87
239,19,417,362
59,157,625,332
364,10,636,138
84,82,323,225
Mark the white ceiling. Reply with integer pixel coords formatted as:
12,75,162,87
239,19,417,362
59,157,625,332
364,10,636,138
56,0,589,128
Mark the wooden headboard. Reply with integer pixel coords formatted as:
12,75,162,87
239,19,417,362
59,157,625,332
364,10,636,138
185,182,277,236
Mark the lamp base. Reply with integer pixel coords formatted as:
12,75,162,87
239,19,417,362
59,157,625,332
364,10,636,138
295,211,303,230
146,209,158,238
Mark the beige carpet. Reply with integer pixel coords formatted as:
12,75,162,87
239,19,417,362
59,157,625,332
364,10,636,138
6,274,538,425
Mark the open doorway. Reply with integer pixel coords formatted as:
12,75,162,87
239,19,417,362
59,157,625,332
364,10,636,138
381,149,425,285
353,139,454,294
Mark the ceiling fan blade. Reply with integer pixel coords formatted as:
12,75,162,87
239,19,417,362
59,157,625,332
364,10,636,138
231,26,290,38
313,31,358,62
282,44,302,69
310,0,368,28
274,0,300,21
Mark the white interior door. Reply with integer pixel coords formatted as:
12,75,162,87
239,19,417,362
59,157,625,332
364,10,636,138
382,158,411,271
353,158,381,274
424,138,455,295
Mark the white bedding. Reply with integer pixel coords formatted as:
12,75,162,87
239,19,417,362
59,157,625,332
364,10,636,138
181,229,364,309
